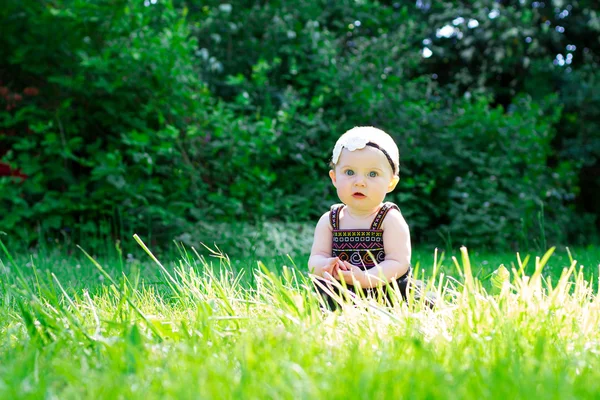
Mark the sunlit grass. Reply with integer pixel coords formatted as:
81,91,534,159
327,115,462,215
1,238,600,399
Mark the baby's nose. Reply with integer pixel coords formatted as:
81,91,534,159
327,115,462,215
354,177,366,187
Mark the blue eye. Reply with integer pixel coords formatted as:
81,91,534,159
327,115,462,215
345,170,355,176
369,171,378,177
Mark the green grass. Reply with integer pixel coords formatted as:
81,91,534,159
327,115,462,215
1,239,600,399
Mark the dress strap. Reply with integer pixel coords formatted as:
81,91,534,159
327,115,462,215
329,204,344,230
370,202,400,230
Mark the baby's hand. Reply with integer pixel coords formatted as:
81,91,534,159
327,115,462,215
338,260,351,271
325,258,356,283
322,257,360,281
322,257,339,274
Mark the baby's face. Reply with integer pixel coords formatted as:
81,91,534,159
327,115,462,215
329,146,399,212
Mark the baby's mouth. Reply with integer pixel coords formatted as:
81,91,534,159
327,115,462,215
352,192,366,198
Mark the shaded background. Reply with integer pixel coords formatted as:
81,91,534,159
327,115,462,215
1,0,599,253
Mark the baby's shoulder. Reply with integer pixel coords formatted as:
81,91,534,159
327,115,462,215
315,209,334,230
381,204,409,230
317,210,330,222
320,203,344,218
327,203,345,225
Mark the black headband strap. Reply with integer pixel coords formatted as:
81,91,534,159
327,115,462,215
366,142,396,175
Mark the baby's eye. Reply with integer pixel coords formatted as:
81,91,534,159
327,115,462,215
345,170,355,176
368,171,378,178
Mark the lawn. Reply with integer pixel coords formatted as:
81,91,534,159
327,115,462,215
1,237,600,399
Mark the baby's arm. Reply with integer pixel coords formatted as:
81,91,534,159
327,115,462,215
308,212,339,277
340,209,411,288
367,209,411,286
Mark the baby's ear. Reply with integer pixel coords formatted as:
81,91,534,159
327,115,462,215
387,175,400,192
329,169,337,185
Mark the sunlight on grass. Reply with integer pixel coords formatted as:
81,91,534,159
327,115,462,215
1,238,600,399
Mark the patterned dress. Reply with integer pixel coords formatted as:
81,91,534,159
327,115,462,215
316,202,412,308
330,201,399,269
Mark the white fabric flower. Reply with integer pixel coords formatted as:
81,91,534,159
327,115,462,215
331,127,399,175
331,134,369,164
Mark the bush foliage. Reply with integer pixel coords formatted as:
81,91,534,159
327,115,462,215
1,0,598,248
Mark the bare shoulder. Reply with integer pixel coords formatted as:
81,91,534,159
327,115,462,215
315,211,332,230
382,208,409,233
382,207,411,264
310,210,333,257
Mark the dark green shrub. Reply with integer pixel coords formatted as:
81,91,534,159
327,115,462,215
0,1,215,241
415,0,600,237
554,66,600,239
0,0,589,250
427,96,575,248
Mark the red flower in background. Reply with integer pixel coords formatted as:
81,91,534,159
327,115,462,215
23,87,39,96
0,86,33,182
0,162,28,181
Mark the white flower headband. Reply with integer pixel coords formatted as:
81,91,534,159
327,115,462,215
331,127,398,175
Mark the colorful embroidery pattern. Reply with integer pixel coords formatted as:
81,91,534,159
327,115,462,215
329,202,399,270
